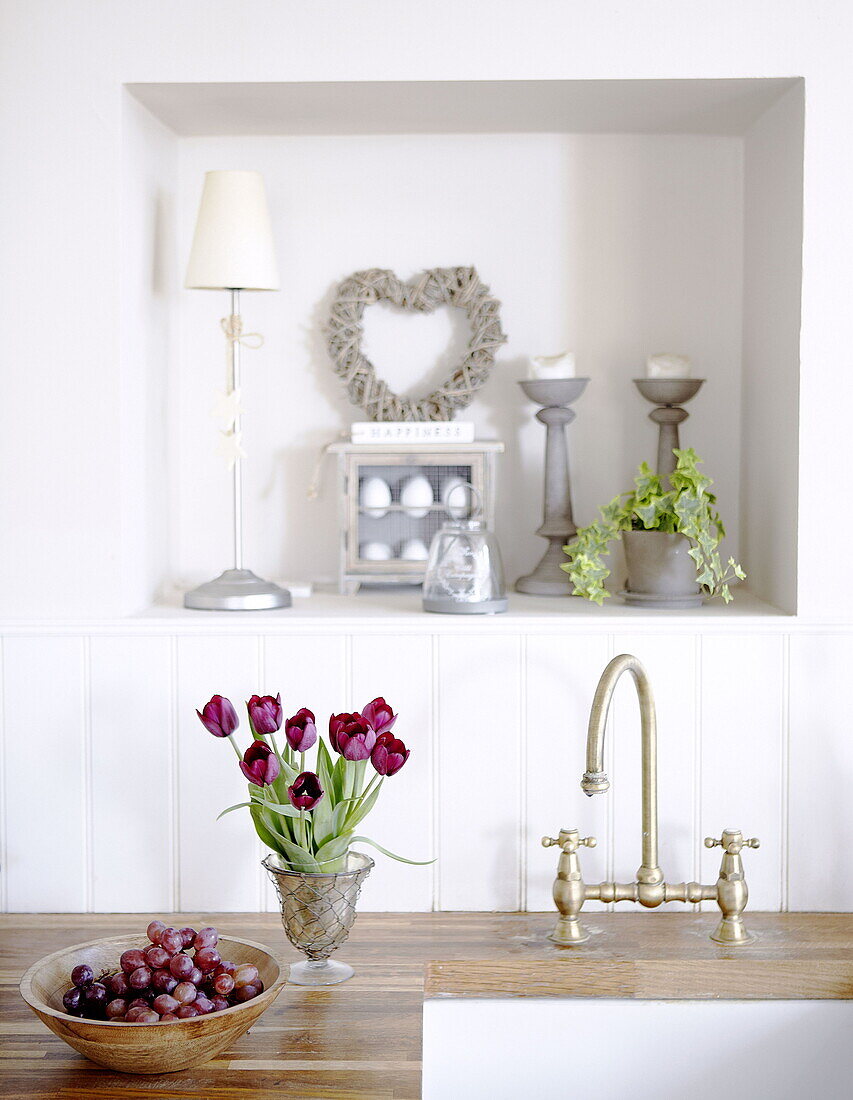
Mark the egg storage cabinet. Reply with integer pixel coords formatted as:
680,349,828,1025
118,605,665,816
329,442,503,594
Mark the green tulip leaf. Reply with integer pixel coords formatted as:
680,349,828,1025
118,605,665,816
249,796,301,819
249,803,288,857
273,836,322,872
331,755,347,802
316,738,335,799
350,835,435,865
313,833,353,865
310,787,335,846
216,801,253,820
345,778,384,829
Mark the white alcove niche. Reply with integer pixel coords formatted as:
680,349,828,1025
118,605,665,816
122,78,803,616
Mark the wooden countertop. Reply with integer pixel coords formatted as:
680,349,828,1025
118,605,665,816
2,912,852,1100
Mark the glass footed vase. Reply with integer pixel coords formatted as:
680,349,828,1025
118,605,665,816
263,851,374,986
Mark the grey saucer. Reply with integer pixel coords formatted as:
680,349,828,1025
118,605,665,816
619,588,705,610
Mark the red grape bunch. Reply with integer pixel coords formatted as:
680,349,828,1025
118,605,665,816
61,921,264,1023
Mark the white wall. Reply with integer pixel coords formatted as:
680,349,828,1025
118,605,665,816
121,93,179,611
2,0,851,619
1,0,852,915
174,133,743,593
741,85,804,613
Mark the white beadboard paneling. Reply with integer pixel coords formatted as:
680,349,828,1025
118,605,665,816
525,634,612,912
350,634,434,911
260,634,347,911
4,636,87,911
177,635,261,912
700,635,784,910
5,623,853,915
0,637,5,912
788,634,853,910
610,635,698,908
438,634,521,911
89,636,173,912
262,634,348,721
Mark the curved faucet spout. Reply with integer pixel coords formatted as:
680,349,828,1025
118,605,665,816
581,653,661,883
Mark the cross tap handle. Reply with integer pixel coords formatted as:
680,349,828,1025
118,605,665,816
541,832,597,853
705,833,760,855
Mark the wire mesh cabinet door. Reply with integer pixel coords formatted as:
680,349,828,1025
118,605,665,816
329,442,503,595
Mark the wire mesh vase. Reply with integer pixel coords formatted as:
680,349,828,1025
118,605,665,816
262,851,374,986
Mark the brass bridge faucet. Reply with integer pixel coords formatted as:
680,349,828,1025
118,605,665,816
542,653,759,946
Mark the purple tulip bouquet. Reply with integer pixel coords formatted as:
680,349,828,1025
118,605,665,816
197,693,428,874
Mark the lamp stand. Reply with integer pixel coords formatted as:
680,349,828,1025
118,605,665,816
184,289,291,611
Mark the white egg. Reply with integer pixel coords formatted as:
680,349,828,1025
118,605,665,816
400,538,430,561
360,541,393,561
359,476,392,518
441,476,470,518
400,475,434,518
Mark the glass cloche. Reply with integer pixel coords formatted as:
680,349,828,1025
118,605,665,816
422,486,507,614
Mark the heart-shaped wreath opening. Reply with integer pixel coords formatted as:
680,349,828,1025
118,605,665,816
326,267,506,421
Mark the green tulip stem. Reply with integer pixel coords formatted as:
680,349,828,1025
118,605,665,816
227,735,243,760
345,773,380,827
268,730,284,764
300,751,305,776
361,773,380,803
354,761,365,798
299,808,306,849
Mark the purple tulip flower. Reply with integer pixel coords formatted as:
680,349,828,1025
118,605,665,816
287,771,324,811
329,712,377,761
370,732,410,776
239,740,280,787
196,695,239,738
284,708,317,753
362,697,397,736
247,693,283,734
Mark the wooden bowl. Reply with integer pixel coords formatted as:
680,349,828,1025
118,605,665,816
19,932,287,1074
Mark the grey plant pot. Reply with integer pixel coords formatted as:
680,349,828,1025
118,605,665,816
621,530,703,609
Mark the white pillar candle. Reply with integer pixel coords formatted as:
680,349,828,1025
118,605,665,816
529,351,576,379
646,353,692,378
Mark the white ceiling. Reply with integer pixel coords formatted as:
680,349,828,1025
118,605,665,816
127,78,800,137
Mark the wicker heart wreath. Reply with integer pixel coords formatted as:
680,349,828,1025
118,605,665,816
326,267,506,421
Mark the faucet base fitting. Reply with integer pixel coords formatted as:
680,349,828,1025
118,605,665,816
549,917,591,946
710,915,756,946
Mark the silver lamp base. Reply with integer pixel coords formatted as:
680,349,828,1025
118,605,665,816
184,568,292,611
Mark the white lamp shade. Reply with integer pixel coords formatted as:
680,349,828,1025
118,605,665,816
185,170,280,290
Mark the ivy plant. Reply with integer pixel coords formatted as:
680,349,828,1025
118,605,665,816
562,448,745,605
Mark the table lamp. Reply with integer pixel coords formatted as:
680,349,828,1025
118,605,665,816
183,170,291,610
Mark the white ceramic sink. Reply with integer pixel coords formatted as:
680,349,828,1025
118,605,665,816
422,998,853,1100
